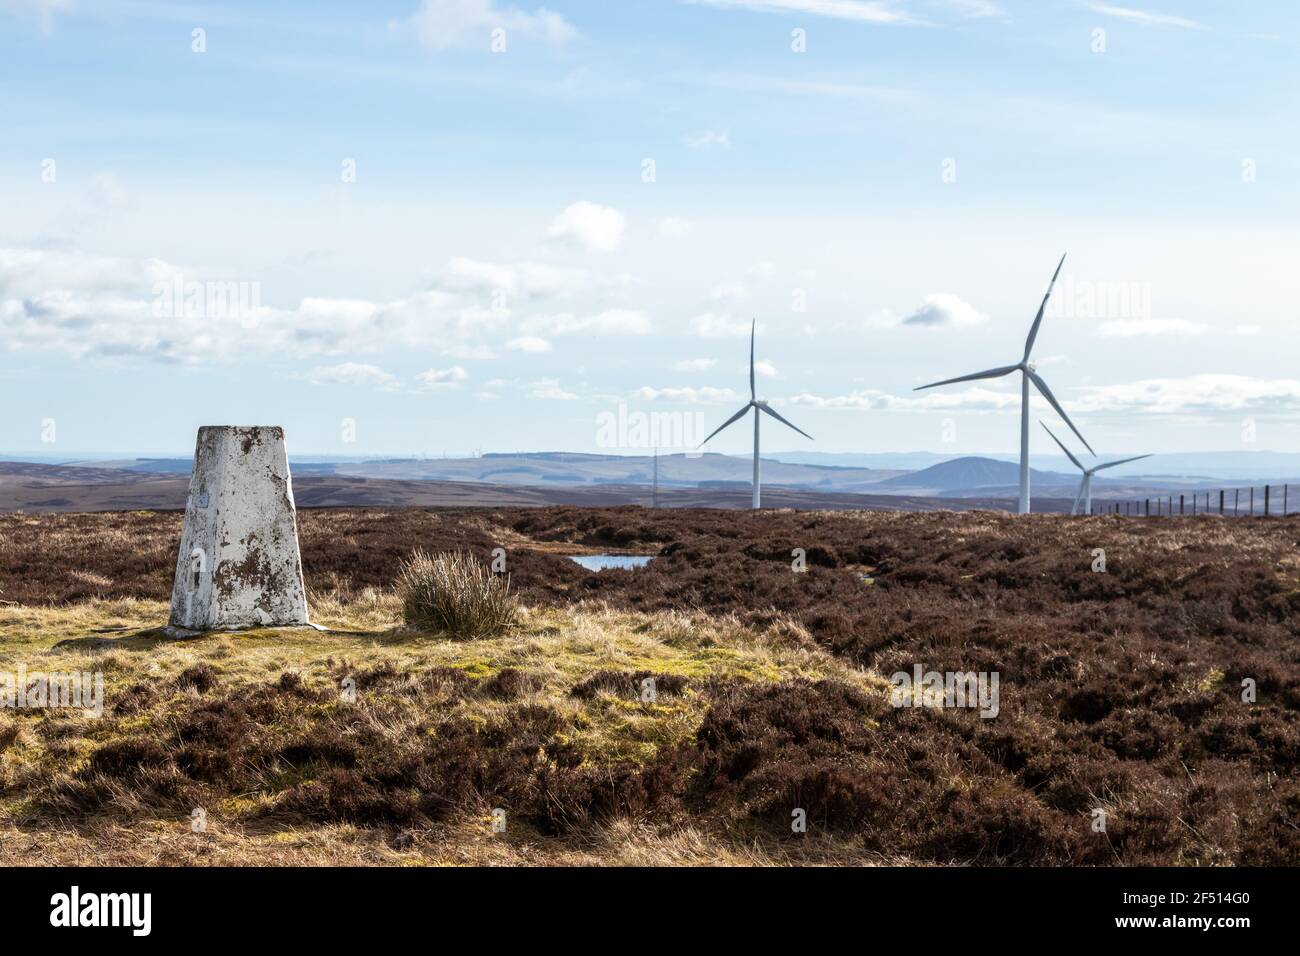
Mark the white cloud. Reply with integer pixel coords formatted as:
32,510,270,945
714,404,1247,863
579,308,651,334
634,386,739,404
1071,375,1300,415
754,360,778,377
791,385,1020,411
1097,318,1208,337
684,0,909,24
521,309,651,336
792,374,1300,420
0,246,660,365
1236,324,1262,336
690,312,752,338
546,201,626,253
685,129,732,150
674,358,718,371
404,0,576,51
708,281,748,302
303,362,400,390
1081,2,1207,30
416,365,469,388
444,256,517,293
529,378,578,400
441,343,499,360
902,293,988,328
0,246,517,364
441,257,622,301
506,335,553,353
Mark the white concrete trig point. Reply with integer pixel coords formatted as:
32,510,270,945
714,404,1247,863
168,426,311,632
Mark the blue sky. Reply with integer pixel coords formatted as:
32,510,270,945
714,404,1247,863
3,0,1299,459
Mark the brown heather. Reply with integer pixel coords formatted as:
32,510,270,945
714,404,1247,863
1,506,1298,865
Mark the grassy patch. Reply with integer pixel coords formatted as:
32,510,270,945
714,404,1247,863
0,592,886,865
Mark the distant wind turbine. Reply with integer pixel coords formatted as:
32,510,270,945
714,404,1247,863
914,253,1091,514
1040,421,1151,516
699,318,812,509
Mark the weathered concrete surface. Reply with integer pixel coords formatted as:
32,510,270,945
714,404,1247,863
168,426,310,630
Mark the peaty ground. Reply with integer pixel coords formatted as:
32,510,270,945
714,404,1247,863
1,507,1299,866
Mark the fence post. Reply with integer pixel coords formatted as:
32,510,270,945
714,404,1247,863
1265,485,1270,517
1235,488,1239,516
1285,484,1288,516
1219,489,1224,515
1145,498,1150,516
1250,487,1254,515
1179,494,1185,515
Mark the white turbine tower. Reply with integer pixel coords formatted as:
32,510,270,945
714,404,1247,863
699,318,812,509
1040,422,1151,516
914,253,1091,514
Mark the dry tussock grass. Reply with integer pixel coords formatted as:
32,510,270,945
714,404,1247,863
397,550,518,638
0,591,889,866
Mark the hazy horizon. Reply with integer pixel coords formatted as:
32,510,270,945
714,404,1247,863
10,446,1300,481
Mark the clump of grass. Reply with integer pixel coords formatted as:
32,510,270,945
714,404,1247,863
398,550,518,639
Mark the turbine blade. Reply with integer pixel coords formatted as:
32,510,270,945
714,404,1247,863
1023,252,1066,362
757,402,813,441
1038,420,1083,471
913,364,1020,391
698,404,753,447
1092,453,1153,473
1026,368,1093,454
749,318,756,402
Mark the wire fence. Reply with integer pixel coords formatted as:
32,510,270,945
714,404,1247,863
1092,485,1292,517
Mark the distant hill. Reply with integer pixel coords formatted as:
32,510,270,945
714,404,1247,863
3,451,1287,509
875,456,1070,494
71,452,901,491
0,460,1079,513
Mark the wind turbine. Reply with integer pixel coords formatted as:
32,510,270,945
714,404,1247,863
914,253,1091,514
699,318,812,509
1039,422,1151,516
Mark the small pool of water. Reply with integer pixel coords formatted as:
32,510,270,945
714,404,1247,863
567,554,654,571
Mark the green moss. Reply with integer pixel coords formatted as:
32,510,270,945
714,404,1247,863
563,694,703,765
454,659,495,678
